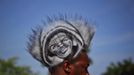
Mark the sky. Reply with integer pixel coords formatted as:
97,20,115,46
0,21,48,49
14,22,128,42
0,0,134,75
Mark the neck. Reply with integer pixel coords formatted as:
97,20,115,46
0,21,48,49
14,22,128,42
49,66,66,75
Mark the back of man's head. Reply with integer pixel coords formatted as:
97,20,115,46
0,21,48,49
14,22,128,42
27,15,95,75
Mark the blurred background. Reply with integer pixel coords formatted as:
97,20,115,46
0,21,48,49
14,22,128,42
0,0,134,75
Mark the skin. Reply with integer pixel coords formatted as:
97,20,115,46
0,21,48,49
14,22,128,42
49,51,90,75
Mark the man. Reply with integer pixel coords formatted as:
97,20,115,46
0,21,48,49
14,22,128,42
27,16,95,75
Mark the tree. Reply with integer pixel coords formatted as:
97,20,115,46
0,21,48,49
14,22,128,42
0,57,38,75
102,58,134,75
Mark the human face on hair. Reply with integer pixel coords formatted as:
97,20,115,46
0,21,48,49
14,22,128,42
49,33,72,58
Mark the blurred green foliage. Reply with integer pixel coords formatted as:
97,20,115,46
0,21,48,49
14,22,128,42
0,57,38,75
102,58,134,75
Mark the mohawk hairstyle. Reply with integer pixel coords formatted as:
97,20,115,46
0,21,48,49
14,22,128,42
27,15,95,67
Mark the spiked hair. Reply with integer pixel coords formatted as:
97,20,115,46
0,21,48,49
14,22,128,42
27,15,95,67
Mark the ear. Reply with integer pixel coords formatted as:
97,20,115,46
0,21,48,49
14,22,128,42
63,60,72,73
